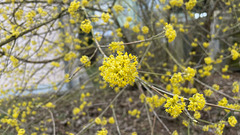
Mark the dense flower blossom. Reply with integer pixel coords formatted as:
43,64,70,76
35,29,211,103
185,0,197,10
164,95,185,118
165,23,176,42
80,55,91,67
231,49,239,60
188,93,206,111
101,12,110,23
80,19,93,33
228,116,237,127
170,0,183,7
99,51,138,87
183,67,196,81
142,26,149,34
113,5,124,13
109,41,124,52
68,0,80,16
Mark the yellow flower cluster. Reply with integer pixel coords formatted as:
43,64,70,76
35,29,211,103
172,130,178,135
132,25,140,33
51,62,60,67
183,87,197,95
109,41,124,52
101,13,110,23
204,57,213,65
81,0,89,7
64,51,77,61
10,56,19,67
44,102,55,108
194,111,201,119
18,128,25,135
204,89,213,97
95,117,110,126
203,121,226,135
215,121,226,135
108,117,115,124
146,95,166,112
80,19,93,33
188,93,206,111
218,97,228,106
185,0,197,10
199,65,213,77
170,0,183,7
113,5,124,13
232,81,239,93
139,93,146,103
99,51,138,87
170,72,184,86
116,28,123,37
183,67,196,81
68,0,80,16
164,95,185,118
142,26,149,34
182,120,189,127
203,42,210,48
128,109,141,118
25,10,36,25
228,116,237,127
97,128,108,135
222,65,228,72
165,23,177,42
80,55,91,67
231,49,239,60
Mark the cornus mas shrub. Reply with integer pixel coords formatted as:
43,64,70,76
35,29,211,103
0,0,240,135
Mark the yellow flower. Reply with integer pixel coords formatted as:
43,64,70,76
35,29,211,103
73,107,80,115
172,130,178,135
80,19,93,33
228,116,237,127
109,41,125,52
204,89,213,97
232,81,239,93
97,128,108,135
101,12,110,23
99,51,138,87
170,72,184,86
64,51,77,61
165,23,177,42
218,97,228,107
113,5,124,13
44,102,55,108
204,57,213,65
18,128,25,135
51,62,60,67
146,95,166,111
185,0,197,10
194,111,201,119
231,49,239,60
164,95,185,118
182,120,189,127
132,132,138,135
183,67,196,81
132,25,140,33
170,0,183,7
81,0,89,7
108,117,115,124
47,0,53,4
142,26,149,34
10,56,19,67
95,117,101,125
188,93,206,111
68,0,80,16
80,55,91,67
203,42,209,48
